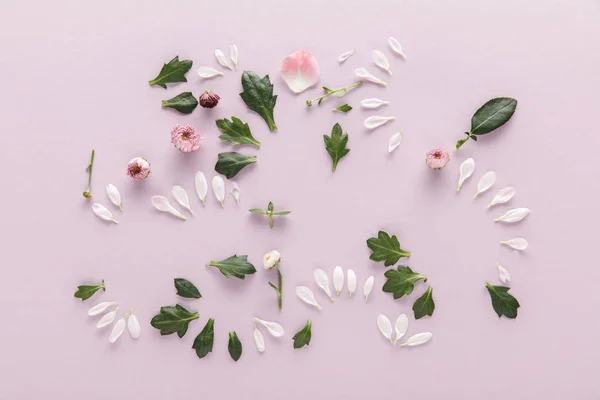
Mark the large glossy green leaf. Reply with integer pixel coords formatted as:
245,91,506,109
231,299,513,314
485,283,520,319
366,231,411,266
150,304,199,338
382,266,426,299
148,56,193,89
470,97,517,135
216,117,260,148
207,255,256,279
161,92,198,114
239,71,278,131
73,280,104,301
214,152,257,179
174,278,201,299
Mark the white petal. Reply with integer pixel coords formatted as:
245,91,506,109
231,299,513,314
377,314,393,343
494,208,531,223
105,184,123,211
338,48,355,63
394,313,409,344
400,332,432,347
212,176,225,207
96,308,118,328
229,45,238,70
347,269,357,297
127,309,141,339
361,98,389,109
197,66,224,79
388,130,402,152
333,266,344,296
253,324,265,352
195,171,208,205
109,314,127,343
231,182,240,205
172,186,193,215
388,37,406,58
151,196,186,220
474,171,496,198
215,49,233,70
92,203,117,223
372,50,392,75
457,158,475,192
488,186,516,208
501,237,528,251
364,116,395,130
364,276,374,301
355,67,387,86
497,262,510,284
296,286,322,310
253,317,284,337
314,269,333,301
88,301,115,316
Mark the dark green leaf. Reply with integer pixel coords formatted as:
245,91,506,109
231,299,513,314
148,56,193,89
239,71,278,131
366,231,411,266
174,278,201,299
161,92,198,114
292,320,312,349
323,123,350,172
73,280,105,301
382,266,427,299
150,304,199,338
333,104,352,113
208,255,257,279
228,331,242,361
192,318,214,359
485,283,520,319
216,117,261,148
214,152,257,179
412,287,435,319
470,97,517,135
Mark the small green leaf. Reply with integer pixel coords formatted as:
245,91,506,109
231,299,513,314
382,266,427,299
214,152,257,179
322,86,334,94
192,318,214,359
485,282,520,319
228,331,242,361
150,304,199,338
73,280,105,301
292,320,312,349
215,117,261,148
208,255,257,279
248,202,291,229
323,123,350,172
239,71,278,131
366,231,411,266
161,92,198,114
412,287,435,319
470,97,517,136
174,278,201,299
333,104,352,113
148,56,193,89
248,208,267,215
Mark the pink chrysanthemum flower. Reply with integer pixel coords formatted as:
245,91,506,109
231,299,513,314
171,124,201,153
126,157,151,180
426,147,450,170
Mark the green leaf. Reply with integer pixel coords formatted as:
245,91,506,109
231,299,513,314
73,280,105,301
366,231,411,266
148,56,193,89
248,208,267,215
239,71,278,131
292,320,312,349
174,278,201,299
214,152,257,179
228,331,242,362
150,304,199,338
215,117,261,148
412,287,435,319
382,266,427,299
323,123,350,172
485,283,520,319
208,255,257,279
161,92,198,114
470,97,517,135
192,318,214,359
248,202,291,229
333,104,352,113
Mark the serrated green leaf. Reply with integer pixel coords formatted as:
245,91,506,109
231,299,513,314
216,117,260,148
228,331,242,361
292,320,312,349
382,266,427,299
470,97,517,135
161,92,198,114
412,287,435,319
192,318,214,359
485,283,520,319
214,152,257,179
208,255,257,279
239,71,278,131
174,278,201,299
150,304,199,338
333,104,352,113
366,231,411,266
73,280,105,301
323,123,350,172
148,56,193,89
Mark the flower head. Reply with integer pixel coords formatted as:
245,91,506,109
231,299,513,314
263,250,281,270
126,157,151,180
171,124,201,153
199,90,220,108
426,147,450,170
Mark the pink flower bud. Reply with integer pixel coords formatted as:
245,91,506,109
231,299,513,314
199,90,220,108
126,157,151,180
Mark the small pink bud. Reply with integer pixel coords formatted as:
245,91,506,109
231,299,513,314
199,90,220,109
426,147,450,170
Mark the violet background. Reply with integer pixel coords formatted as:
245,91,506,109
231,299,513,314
1,0,599,398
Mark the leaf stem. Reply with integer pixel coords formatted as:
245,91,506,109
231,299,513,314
83,149,95,198
276,265,283,310
306,81,363,106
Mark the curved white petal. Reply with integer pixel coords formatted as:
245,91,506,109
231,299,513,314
279,50,321,93
127,309,141,339
400,332,432,347
494,208,531,223
500,237,528,251
361,98,389,109
388,130,402,152
394,313,409,344
231,182,240,205
347,269,357,297
105,184,123,211
197,66,224,79
314,269,333,301
364,116,395,130
338,48,355,63
296,286,322,310
151,196,186,220
364,276,374,301
457,158,475,192
497,262,510,284
377,314,393,343
195,171,208,205
96,308,118,328
212,176,225,207
388,37,406,58
215,49,233,70
355,67,387,86
172,186,193,215
253,325,265,352
488,186,516,208
92,203,117,223
88,301,115,316
372,50,392,75
333,266,344,296
109,315,127,343
474,171,496,198
253,317,284,337
229,45,238,70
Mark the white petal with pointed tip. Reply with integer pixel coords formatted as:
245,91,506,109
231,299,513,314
279,50,321,93
488,186,516,208
361,98,389,109
231,182,240,205
215,49,233,70
400,332,432,347
394,313,409,344
364,116,395,130
151,196,186,220
296,286,322,309
497,262,510,284
92,203,118,223
212,176,225,207
372,50,392,75
347,269,357,297
109,314,127,343
195,171,208,205
229,45,238,70
88,301,115,316
474,171,496,198
197,66,224,79
388,37,406,58
96,308,118,328
333,266,344,296
377,314,393,343
253,325,265,352
501,237,528,251
355,67,387,86
338,48,355,63
172,186,193,215
253,317,284,337
314,269,333,301
105,184,123,211
364,276,374,301
495,208,530,223
128,309,140,339
388,130,402,152
457,158,475,192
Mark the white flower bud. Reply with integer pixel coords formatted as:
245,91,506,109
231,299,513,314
263,250,281,270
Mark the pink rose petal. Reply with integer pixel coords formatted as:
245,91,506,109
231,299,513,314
279,50,320,94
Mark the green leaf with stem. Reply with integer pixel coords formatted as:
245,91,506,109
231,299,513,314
382,266,427,299
216,117,261,148
412,287,435,319
228,331,243,361
192,318,214,359
74,279,104,301
292,320,312,349
333,104,352,113
161,92,198,114
323,122,350,172
249,201,291,229
268,265,283,310
306,82,363,106
485,282,520,319
366,231,411,266
214,152,257,179
207,255,257,279
148,56,193,88
456,97,517,149
82,149,95,198
150,304,199,338
239,71,278,131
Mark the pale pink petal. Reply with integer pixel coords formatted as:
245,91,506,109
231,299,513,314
279,50,320,94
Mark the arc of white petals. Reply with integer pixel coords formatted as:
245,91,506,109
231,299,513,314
497,262,510,284
215,49,233,70
500,237,528,251
377,314,393,343
109,313,127,343
372,50,392,75
253,317,284,337
457,158,475,192
338,48,355,63
128,309,141,339
388,37,406,58
212,176,225,207
494,208,531,223
394,314,409,344
355,67,387,86
314,269,333,301
253,324,265,352
195,171,208,206
172,186,193,215
364,276,374,301
347,269,357,297
88,301,115,316
197,67,224,79
96,307,119,328
229,45,238,70
231,182,240,205
364,116,395,130
105,184,123,211
388,130,402,153
151,196,186,220
399,332,432,347
92,203,118,224
488,186,516,208
296,286,322,310
333,266,344,296
361,98,389,109
474,171,496,198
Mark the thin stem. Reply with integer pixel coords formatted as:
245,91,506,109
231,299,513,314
306,81,363,106
276,265,283,310
83,149,95,198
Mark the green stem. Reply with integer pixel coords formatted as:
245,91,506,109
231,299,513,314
264,114,277,132
306,81,363,106
276,265,283,310
83,149,95,198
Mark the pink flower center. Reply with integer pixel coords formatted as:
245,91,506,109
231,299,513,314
133,165,141,174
